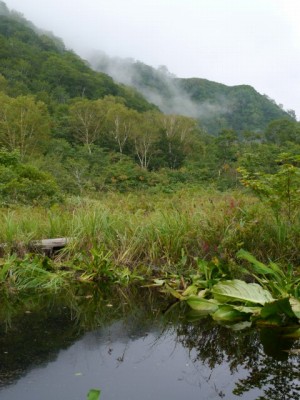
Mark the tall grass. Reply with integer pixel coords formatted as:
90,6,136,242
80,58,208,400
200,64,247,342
0,188,299,271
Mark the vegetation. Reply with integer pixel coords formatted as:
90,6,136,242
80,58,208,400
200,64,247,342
0,2,299,331
91,53,293,133
87,389,101,400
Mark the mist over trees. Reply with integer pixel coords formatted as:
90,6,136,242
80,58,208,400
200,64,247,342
89,51,294,134
0,1,299,204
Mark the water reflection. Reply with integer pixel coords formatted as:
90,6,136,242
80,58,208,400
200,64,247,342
0,286,299,399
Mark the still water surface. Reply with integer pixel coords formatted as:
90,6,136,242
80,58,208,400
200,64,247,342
0,287,299,399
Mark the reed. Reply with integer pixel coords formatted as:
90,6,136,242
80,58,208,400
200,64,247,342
0,188,299,272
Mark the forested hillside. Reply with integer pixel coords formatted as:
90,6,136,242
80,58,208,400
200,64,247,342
0,1,299,206
90,53,294,133
0,3,156,112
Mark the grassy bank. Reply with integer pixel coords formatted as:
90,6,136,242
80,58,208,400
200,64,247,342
0,187,299,270
0,187,299,329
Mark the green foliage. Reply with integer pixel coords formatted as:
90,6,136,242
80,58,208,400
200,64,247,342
172,276,300,327
93,54,292,134
265,118,300,145
237,249,300,298
211,279,274,305
238,153,300,222
0,148,61,205
0,254,70,291
87,389,101,400
0,92,50,159
0,12,155,111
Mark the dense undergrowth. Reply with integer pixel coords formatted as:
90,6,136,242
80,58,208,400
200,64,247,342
0,187,299,284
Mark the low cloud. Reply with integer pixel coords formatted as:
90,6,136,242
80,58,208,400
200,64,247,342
88,51,232,126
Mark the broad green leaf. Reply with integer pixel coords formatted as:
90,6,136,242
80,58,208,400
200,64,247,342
182,284,198,296
212,305,247,322
198,289,209,298
261,298,295,319
289,297,300,319
87,389,101,400
232,305,262,315
211,279,274,305
186,296,219,313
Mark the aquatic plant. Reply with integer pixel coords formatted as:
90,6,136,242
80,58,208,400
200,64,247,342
167,277,300,329
237,249,300,298
87,389,101,400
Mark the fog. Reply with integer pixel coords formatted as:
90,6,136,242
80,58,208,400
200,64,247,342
3,0,300,118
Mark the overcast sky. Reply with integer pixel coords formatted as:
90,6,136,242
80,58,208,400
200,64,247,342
4,0,300,119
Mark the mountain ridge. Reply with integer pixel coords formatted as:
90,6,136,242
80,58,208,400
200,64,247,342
89,52,293,133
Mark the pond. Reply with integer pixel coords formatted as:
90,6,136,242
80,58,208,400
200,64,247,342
0,286,299,400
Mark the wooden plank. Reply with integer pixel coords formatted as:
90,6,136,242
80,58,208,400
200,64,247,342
30,237,70,250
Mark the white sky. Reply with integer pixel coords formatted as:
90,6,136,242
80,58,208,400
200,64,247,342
4,0,300,119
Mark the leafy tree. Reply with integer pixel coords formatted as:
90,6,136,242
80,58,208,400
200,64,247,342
159,114,198,169
264,119,300,145
69,99,107,153
105,103,140,154
238,153,300,222
131,111,160,169
0,93,50,159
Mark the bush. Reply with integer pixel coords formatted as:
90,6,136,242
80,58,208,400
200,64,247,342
0,148,61,205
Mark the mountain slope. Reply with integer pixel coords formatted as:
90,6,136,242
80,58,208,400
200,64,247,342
90,53,293,133
0,8,156,112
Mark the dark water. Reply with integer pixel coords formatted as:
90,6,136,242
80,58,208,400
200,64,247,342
0,286,299,400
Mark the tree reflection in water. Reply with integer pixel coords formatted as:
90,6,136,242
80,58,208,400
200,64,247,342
175,315,300,399
0,286,299,399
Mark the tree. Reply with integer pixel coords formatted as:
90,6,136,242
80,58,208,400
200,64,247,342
264,119,300,145
131,111,160,169
160,114,197,169
105,103,140,154
238,153,300,222
69,98,107,153
0,93,50,159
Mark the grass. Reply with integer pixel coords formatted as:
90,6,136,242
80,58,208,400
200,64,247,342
0,188,299,290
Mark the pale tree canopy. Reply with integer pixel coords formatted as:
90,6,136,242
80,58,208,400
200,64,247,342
0,93,50,160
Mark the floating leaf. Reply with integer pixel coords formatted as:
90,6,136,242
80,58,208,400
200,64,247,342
211,279,274,305
186,296,219,313
87,389,101,400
